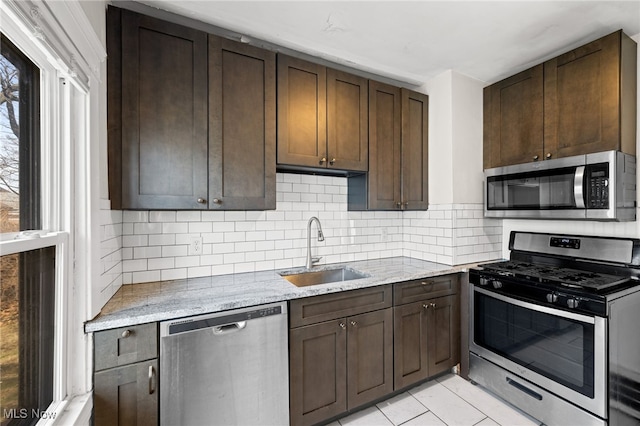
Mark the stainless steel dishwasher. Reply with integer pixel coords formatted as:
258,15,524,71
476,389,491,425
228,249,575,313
160,302,289,425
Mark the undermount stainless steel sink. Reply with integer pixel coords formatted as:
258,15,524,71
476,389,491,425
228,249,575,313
280,267,369,287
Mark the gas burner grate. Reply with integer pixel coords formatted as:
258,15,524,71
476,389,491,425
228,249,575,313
479,260,629,292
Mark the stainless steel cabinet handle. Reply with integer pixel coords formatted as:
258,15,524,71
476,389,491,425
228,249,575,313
329,158,336,165
121,329,131,338
212,198,222,204
149,365,156,395
197,198,207,204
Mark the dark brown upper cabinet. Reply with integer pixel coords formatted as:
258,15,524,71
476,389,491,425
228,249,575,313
484,30,636,169
109,7,209,210
348,82,428,210
208,35,276,210
108,7,276,210
277,55,368,173
483,65,544,169
544,30,636,159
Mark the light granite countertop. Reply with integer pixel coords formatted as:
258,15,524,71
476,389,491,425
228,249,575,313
85,256,476,332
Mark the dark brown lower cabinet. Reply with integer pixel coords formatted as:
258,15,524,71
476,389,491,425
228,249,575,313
394,295,459,390
93,323,158,425
290,319,347,426
94,359,158,426
347,309,394,408
289,308,393,426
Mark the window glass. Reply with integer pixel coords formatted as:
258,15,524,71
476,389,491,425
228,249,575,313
1,35,53,425
0,40,21,232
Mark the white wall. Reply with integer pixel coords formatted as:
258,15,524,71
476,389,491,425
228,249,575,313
451,72,484,204
424,70,485,205
425,71,454,205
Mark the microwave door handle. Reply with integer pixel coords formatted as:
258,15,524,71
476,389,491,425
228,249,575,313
574,166,586,209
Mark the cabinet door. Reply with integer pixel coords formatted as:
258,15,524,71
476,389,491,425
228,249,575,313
120,10,208,209
401,89,429,210
427,295,460,377
483,65,543,169
327,68,368,171
209,36,276,210
347,308,393,408
544,31,632,159
394,302,428,389
94,359,158,426
367,81,402,210
290,320,347,426
277,55,327,169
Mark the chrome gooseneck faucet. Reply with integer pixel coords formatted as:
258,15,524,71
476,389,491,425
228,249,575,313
306,216,324,269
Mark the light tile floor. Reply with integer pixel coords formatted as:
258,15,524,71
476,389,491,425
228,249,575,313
332,374,542,426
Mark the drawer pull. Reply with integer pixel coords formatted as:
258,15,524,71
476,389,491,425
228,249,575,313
121,329,132,338
339,322,346,329
350,321,357,327
423,303,429,309
149,365,156,394
430,303,437,308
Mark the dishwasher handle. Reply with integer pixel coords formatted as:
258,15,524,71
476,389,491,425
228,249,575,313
212,321,247,335
161,303,285,337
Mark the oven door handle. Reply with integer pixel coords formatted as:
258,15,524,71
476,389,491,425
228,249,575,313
574,165,586,209
473,286,595,324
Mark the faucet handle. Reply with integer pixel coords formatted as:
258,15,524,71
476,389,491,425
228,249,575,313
311,256,322,265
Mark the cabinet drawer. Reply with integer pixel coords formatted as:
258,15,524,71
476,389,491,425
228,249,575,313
394,274,459,306
94,323,158,371
289,285,392,328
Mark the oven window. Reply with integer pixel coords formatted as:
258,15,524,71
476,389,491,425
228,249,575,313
474,292,594,398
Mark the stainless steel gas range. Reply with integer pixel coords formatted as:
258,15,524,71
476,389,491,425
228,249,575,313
469,231,640,426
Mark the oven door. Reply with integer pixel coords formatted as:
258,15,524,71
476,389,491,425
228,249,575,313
469,286,607,419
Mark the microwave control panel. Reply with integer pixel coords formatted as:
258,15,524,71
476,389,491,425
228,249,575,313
585,164,609,209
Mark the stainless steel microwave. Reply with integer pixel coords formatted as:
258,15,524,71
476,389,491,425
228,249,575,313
484,151,636,221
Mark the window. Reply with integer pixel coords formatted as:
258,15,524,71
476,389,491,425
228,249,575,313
1,36,55,425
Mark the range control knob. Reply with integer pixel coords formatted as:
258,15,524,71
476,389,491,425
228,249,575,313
479,277,490,286
567,298,580,309
492,280,503,289
546,293,558,303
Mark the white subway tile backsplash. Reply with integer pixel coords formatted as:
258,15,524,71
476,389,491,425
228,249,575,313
101,174,502,285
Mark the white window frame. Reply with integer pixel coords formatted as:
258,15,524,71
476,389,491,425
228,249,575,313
0,0,105,424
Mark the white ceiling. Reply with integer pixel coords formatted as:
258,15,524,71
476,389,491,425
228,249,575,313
134,1,640,86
